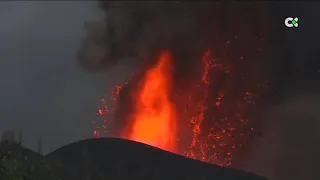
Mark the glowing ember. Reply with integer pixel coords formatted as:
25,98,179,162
185,50,213,162
125,50,176,152
93,83,125,137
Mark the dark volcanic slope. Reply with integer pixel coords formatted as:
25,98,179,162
47,138,267,180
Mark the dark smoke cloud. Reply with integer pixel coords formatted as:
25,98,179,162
79,2,272,78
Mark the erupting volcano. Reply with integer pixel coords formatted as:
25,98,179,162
124,50,177,152
93,46,269,167
84,2,274,167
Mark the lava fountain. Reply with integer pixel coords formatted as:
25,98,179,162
124,50,177,152
94,49,265,166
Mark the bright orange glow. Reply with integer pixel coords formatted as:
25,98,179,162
95,48,265,166
127,50,176,152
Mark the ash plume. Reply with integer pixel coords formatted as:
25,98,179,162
78,1,309,177
79,2,277,157
78,2,272,77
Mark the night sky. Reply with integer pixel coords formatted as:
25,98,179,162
1,2,320,180
0,1,131,153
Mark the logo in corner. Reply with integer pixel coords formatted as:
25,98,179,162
285,17,298,28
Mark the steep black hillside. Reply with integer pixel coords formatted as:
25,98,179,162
48,138,268,180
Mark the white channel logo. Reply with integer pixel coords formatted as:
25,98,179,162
285,17,298,28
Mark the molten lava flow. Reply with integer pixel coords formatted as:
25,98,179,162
126,50,176,152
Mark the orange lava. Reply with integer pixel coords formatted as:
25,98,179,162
126,50,176,152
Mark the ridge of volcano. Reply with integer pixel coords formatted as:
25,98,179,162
47,137,268,180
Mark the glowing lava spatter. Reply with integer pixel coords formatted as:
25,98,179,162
94,84,124,137
125,50,176,152
185,50,212,161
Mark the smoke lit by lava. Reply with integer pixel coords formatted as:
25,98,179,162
85,2,274,167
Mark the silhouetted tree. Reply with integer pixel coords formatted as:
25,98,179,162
37,137,43,155
1,130,17,144
18,132,23,145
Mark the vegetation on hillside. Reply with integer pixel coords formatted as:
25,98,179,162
0,130,60,180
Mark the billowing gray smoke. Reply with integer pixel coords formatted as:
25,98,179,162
78,2,271,77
